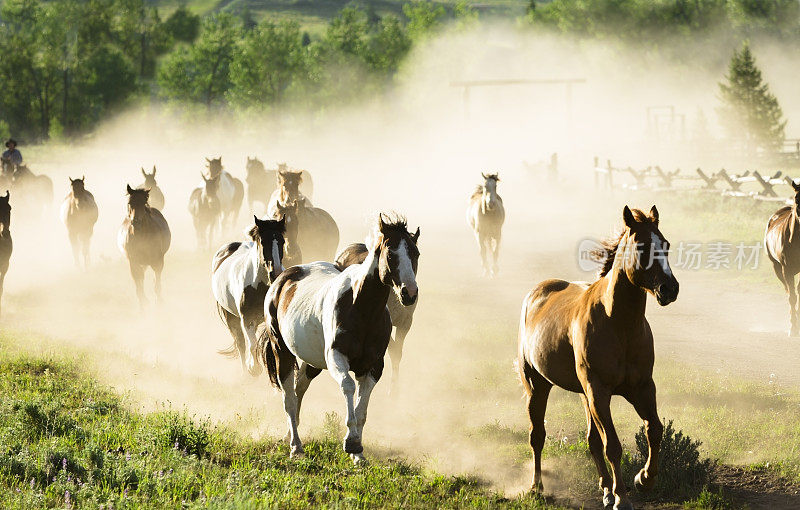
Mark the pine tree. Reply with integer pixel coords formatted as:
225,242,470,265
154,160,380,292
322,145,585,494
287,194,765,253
718,42,786,154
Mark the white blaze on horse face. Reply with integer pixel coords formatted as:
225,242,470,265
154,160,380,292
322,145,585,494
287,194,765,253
650,232,673,277
394,240,417,298
272,238,284,273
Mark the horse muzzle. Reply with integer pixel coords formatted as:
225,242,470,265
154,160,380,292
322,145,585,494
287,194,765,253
400,284,418,306
655,279,679,306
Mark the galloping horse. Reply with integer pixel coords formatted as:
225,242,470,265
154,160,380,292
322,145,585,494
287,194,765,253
467,172,504,277
765,180,800,335
273,197,339,265
138,166,165,210
205,157,244,229
336,242,419,393
518,206,679,510
247,160,314,215
60,177,98,270
189,174,221,250
212,216,285,376
0,191,11,316
9,164,53,218
260,214,419,463
118,186,171,307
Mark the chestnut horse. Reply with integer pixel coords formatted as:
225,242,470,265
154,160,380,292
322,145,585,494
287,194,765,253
60,177,98,270
118,186,171,307
336,242,419,393
518,206,678,510
765,180,800,335
138,166,165,210
260,214,419,463
266,169,312,218
212,216,285,376
0,191,11,316
467,172,504,277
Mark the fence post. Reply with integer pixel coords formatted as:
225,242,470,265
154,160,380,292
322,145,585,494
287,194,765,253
606,159,613,189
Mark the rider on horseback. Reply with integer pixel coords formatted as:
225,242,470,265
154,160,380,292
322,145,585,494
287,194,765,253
1,139,22,166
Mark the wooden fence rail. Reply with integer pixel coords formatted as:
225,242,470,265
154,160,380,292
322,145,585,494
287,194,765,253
593,156,794,205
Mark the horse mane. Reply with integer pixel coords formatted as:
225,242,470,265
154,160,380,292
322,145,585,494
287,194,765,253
593,208,652,277
378,212,407,231
470,185,484,200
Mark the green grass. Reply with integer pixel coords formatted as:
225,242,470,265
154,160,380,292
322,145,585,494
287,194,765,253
0,340,565,509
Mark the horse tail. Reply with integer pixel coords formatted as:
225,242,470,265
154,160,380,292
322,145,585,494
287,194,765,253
261,269,301,387
259,322,279,387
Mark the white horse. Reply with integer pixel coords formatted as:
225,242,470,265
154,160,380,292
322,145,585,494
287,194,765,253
467,172,505,277
205,157,244,230
260,214,420,463
211,216,285,376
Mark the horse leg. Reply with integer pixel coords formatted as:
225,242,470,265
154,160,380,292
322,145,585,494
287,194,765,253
69,231,80,268
785,270,798,336
0,270,5,317
585,384,631,510
153,259,164,303
129,261,146,308
294,361,322,428
626,379,663,494
222,310,248,374
277,363,304,457
521,362,552,493
478,233,490,276
327,349,362,459
239,316,262,376
350,370,380,464
387,325,409,395
82,232,91,270
491,233,502,277
581,394,613,506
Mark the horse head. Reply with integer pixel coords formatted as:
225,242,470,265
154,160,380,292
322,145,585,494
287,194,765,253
250,215,286,283
142,166,157,187
246,157,264,176
615,205,679,306
374,213,420,306
69,176,86,194
480,172,500,211
278,169,303,201
202,173,221,197
0,190,10,230
791,180,800,215
275,200,302,265
205,157,223,178
126,184,150,219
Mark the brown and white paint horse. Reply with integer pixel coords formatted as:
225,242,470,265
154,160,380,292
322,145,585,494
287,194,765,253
467,172,504,277
118,185,171,307
0,191,11,316
765,180,800,335
335,242,419,393
205,157,244,229
138,166,165,211
518,206,678,510
189,174,221,250
273,197,339,265
60,177,99,270
266,169,312,218
260,214,419,463
212,216,285,376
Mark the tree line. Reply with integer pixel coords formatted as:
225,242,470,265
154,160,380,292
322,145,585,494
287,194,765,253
0,0,795,152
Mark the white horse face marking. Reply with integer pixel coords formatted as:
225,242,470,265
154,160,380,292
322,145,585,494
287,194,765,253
626,222,678,306
387,239,418,306
272,238,284,274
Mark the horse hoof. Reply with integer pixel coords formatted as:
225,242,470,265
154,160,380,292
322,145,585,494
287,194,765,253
290,445,304,458
634,470,653,492
602,490,614,508
613,501,633,510
350,453,367,465
530,481,544,494
344,438,364,455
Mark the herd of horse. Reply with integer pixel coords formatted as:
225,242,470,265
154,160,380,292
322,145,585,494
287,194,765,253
3,155,800,509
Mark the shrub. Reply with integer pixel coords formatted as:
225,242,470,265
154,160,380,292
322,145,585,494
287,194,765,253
151,412,211,457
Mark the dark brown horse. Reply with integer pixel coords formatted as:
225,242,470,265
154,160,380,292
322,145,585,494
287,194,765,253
765,180,800,335
138,166,165,210
518,206,679,510
273,197,339,265
118,185,171,307
59,177,98,270
205,157,244,229
189,174,221,250
260,214,419,463
0,191,12,316
336,242,419,393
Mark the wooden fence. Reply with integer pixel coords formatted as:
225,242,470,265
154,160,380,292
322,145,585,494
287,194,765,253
593,156,796,206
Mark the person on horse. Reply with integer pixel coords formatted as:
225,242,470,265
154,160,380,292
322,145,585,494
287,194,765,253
1,139,22,166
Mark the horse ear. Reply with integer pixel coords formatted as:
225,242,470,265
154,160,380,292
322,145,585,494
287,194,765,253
412,227,420,243
623,205,636,228
378,213,388,233
126,184,134,194
141,167,146,177
253,214,259,225
481,172,487,179
81,175,85,182
205,157,211,163
152,165,156,176
4,190,8,199
649,205,659,224
495,173,500,181
68,177,73,183
793,180,800,192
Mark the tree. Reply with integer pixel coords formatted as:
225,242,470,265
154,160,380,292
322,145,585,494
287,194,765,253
718,42,786,153
163,5,200,43
402,1,446,41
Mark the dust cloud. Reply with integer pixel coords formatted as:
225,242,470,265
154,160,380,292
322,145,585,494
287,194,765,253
1,21,794,496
